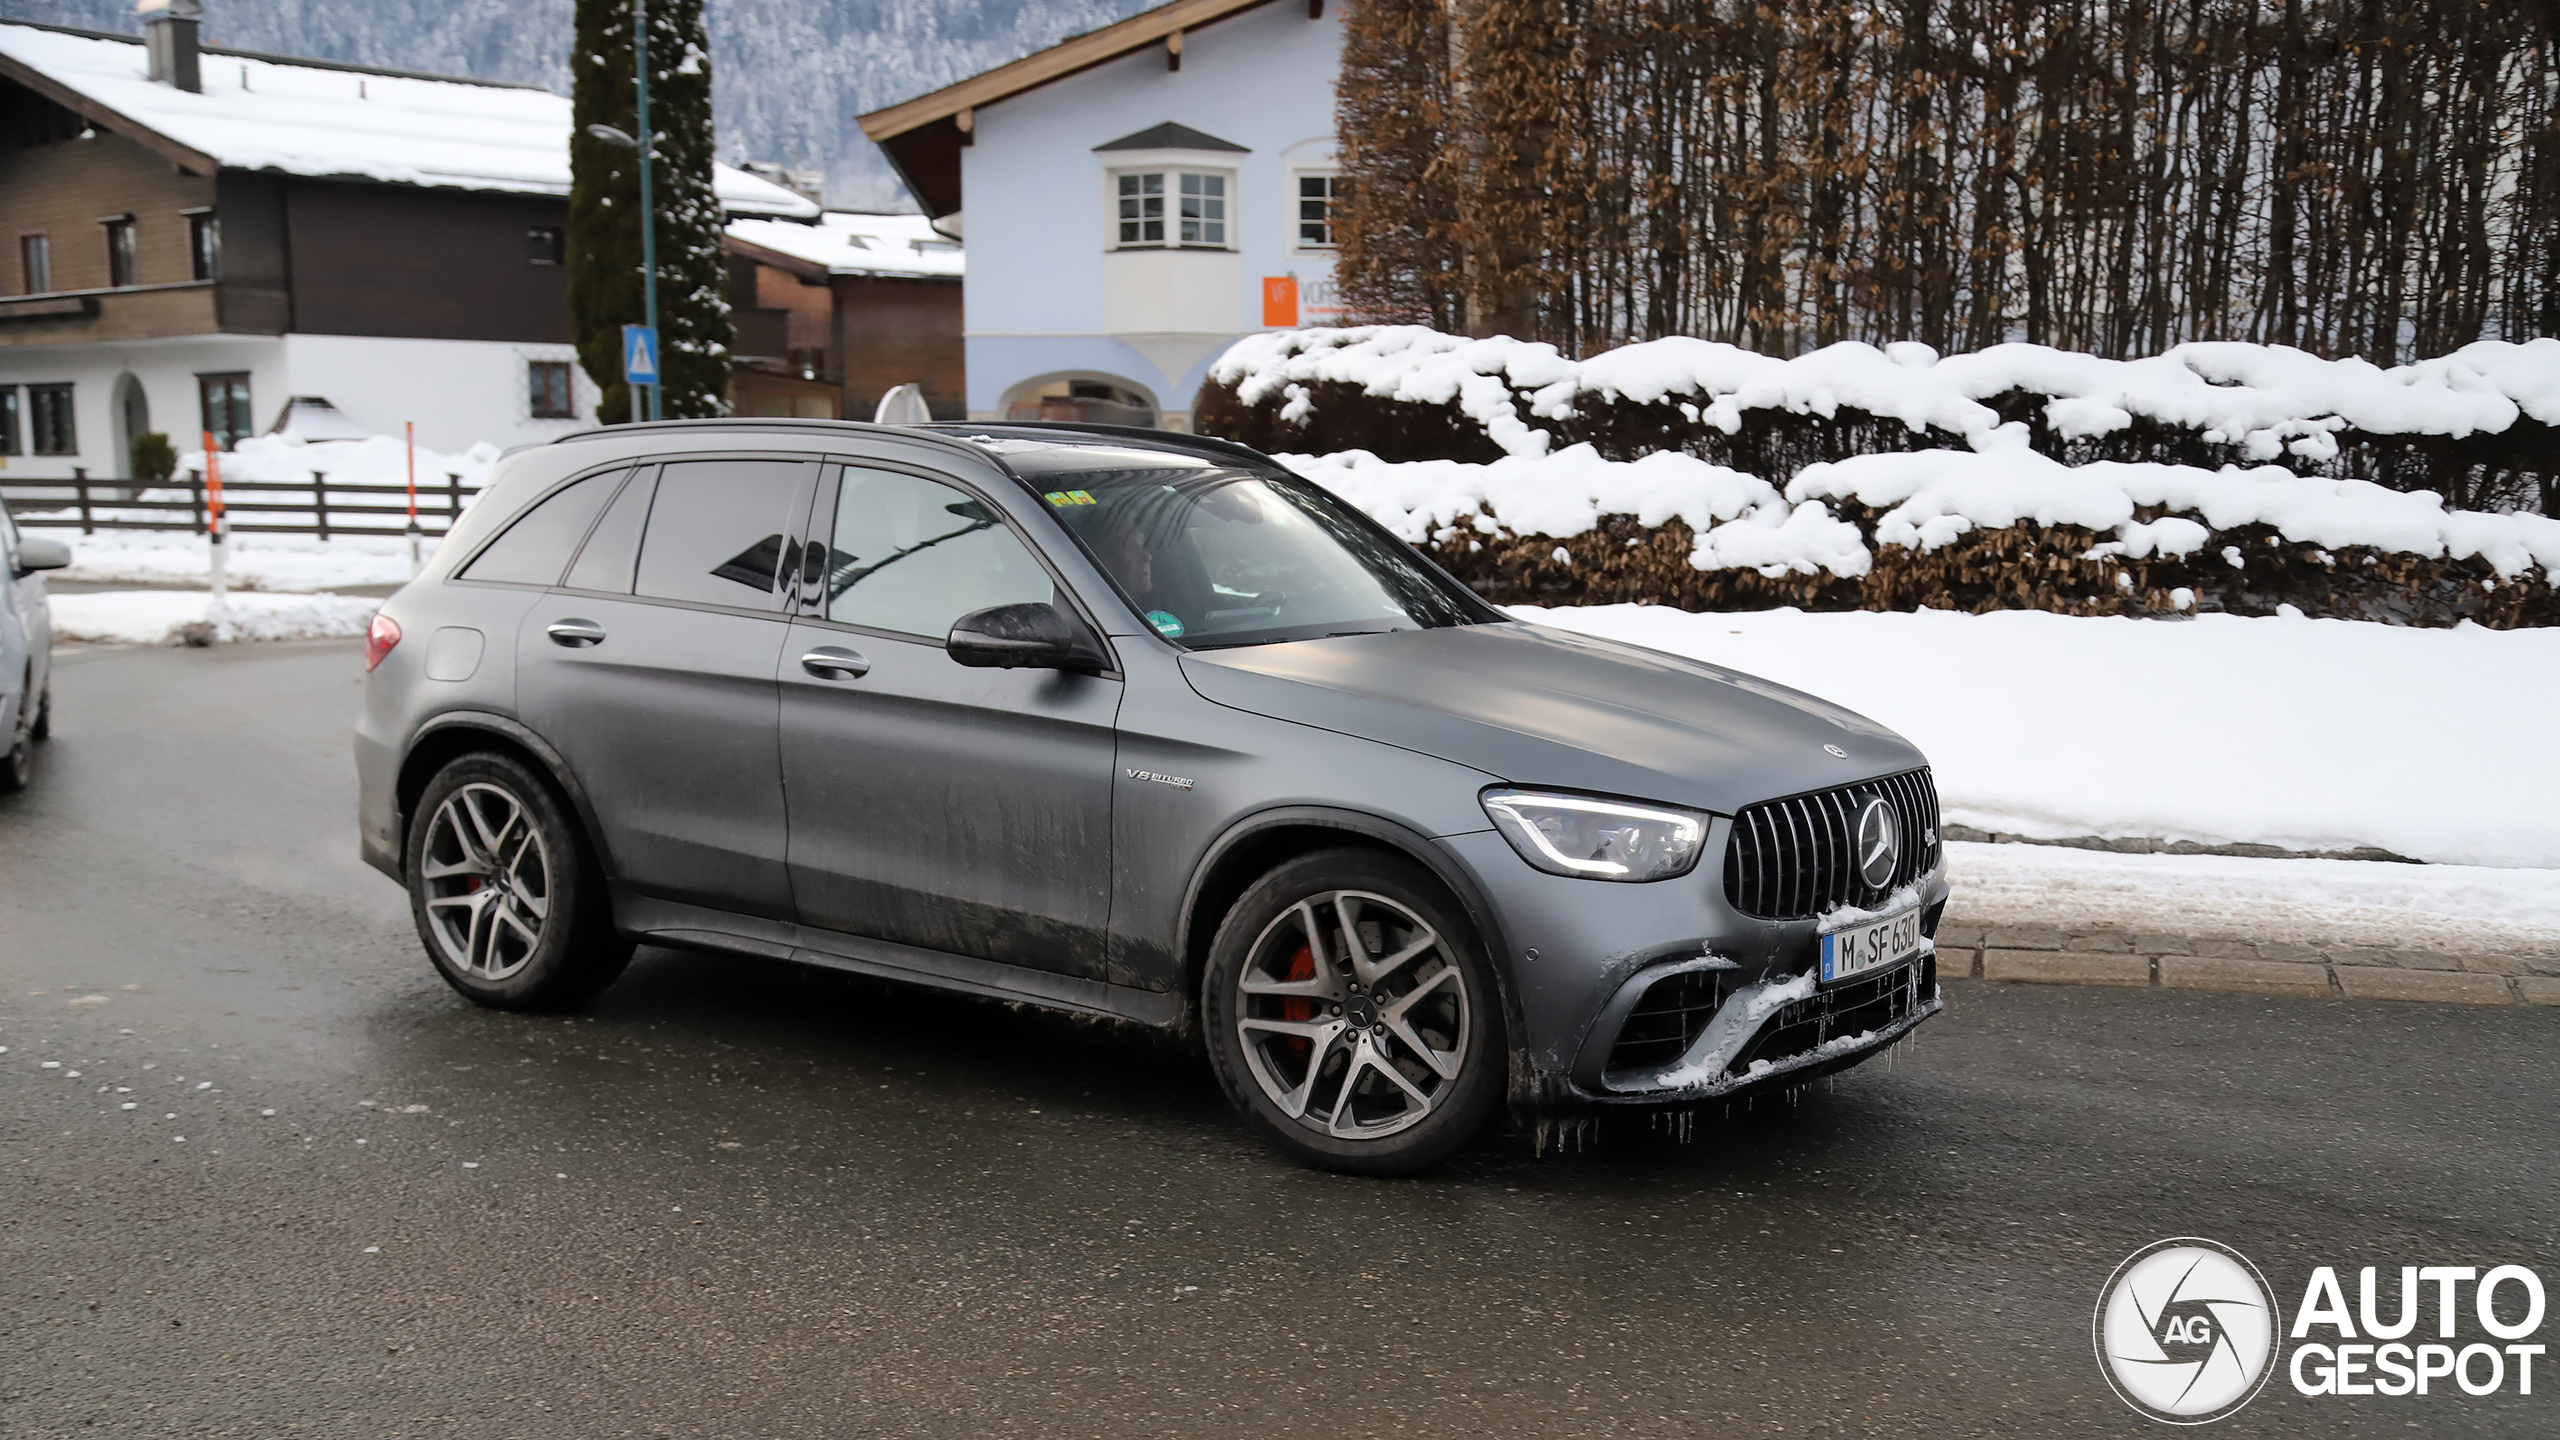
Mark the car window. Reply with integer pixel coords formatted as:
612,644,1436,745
1043,466,1485,647
458,470,622,587
820,467,1054,640
634,460,813,609
563,468,654,594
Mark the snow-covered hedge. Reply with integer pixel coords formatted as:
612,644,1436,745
1201,329,2560,626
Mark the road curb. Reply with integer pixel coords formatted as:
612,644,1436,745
1938,923,2560,1006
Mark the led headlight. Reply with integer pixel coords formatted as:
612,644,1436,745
1480,788,1710,882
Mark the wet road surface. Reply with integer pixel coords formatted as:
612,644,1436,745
3,640,2553,1437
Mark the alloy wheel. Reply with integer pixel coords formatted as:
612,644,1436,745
417,782,553,982
1235,889,1472,1140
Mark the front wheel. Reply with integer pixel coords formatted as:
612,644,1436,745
1202,849,1505,1175
405,752,630,1010
0,673,36,793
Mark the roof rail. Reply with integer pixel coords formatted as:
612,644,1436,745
544,415,995,462
915,421,1282,470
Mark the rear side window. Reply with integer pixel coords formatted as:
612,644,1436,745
458,471,622,586
821,467,1054,639
633,459,813,609
563,467,655,593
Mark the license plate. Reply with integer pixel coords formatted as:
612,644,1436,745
1819,904,1927,985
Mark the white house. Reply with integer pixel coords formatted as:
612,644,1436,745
0,12,816,477
860,0,1345,431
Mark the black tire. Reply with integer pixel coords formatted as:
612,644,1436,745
0,673,35,793
28,682,49,742
1201,848,1505,1176
405,751,631,1010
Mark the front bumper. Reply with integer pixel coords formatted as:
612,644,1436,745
1435,824,1950,1113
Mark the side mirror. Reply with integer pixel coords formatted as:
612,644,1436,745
14,535,71,576
947,602,1105,671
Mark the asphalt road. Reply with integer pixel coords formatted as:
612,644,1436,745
3,640,2553,1438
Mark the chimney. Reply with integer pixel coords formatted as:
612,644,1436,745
139,0,203,93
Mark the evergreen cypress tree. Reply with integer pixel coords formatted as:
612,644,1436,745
568,0,733,422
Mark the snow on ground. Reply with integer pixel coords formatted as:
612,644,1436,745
1517,603,2560,869
49,591,380,646
50,532,419,591
1943,843,2560,956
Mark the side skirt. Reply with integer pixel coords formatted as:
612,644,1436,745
614,891,1187,1030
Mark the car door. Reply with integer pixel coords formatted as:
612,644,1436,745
779,461,1122,978
0,504,28,737
512,456,817,922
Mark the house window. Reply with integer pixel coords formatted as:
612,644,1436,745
102,216,136,288
1116,173,1164,244
526,225,565,266
0,387,20,456
1296,174,1342,248
198,373,252,451
528,360,576,419
1115,170,1230,248
187,212,220,281
19,234,49,294
29,383,76,456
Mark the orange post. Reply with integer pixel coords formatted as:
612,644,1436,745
404,419,421,573
202,429,228,600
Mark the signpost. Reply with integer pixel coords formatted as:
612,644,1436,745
623,323,661,421
632,0,660,422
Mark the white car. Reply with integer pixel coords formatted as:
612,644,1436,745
0,503,67,791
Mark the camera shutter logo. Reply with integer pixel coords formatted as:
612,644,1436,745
2095,1238,2282,1424
1854,796,1900,889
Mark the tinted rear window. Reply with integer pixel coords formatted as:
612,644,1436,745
459,471,622,587
633,460,814,608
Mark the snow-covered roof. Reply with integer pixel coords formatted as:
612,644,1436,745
0,21,817,217
725,212,963,280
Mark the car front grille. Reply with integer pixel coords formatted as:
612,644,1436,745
1727,953,1934,1077
1603,967,1728,1080
1722,767,1943,921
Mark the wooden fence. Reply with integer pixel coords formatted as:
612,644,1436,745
0,470,476,539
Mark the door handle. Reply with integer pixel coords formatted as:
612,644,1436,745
546,618,606,648
800,645,870,680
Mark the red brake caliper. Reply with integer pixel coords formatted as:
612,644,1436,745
1276,941,1317,1065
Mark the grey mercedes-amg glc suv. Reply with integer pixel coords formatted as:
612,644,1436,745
356,419,1947,1173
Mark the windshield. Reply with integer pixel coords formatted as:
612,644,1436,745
1033,464,1486,648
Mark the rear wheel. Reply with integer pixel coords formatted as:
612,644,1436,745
406,752,630,1010
1202,849,1504,1175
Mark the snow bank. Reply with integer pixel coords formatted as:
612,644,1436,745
1515,603,2560,868
50,591,381,646
1285,445,2560,582
51,532,418,592
1215,327,2560,459
1944,844,2560,956
178,432,501,492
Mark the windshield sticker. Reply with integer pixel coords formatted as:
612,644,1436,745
1147,610,1185,638
1043,489,1097,507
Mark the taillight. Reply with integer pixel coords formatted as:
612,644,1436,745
365,612,403,672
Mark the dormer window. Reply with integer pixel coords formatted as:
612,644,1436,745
1095,122,1248,253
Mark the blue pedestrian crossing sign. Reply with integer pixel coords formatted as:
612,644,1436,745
621,325,660,384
